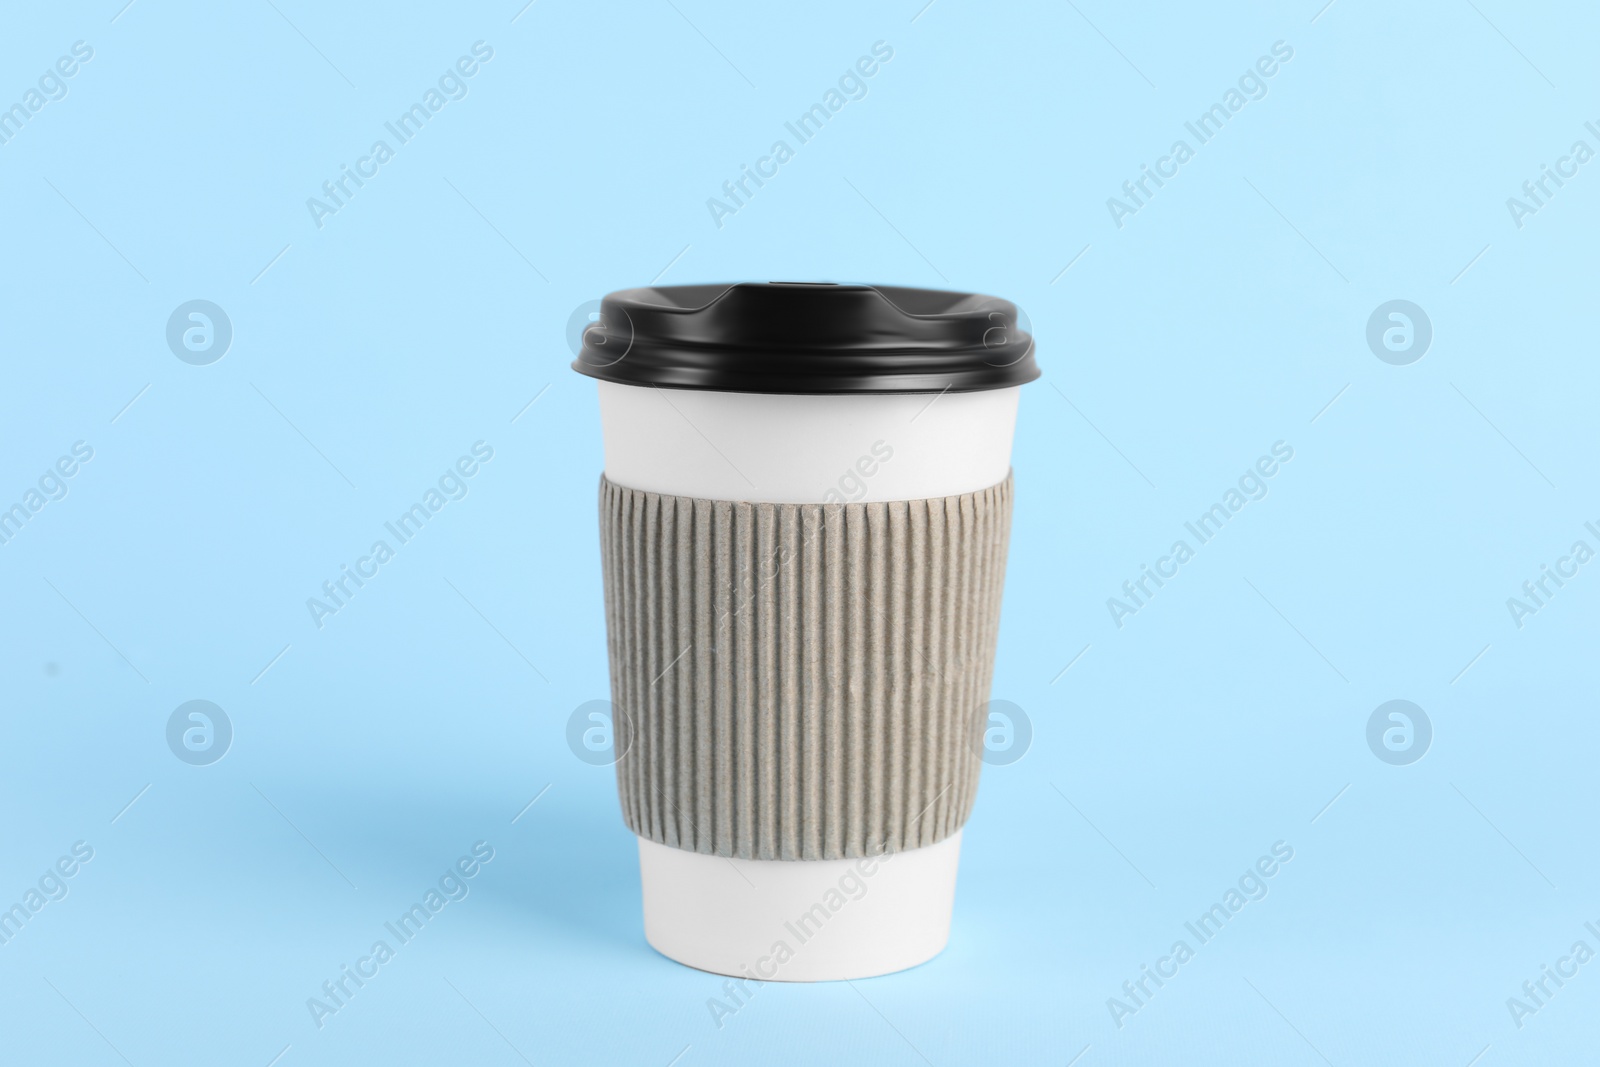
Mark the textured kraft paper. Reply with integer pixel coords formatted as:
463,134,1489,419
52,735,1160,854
599,473,1013,861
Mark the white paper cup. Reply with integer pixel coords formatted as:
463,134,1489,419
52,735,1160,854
576,283,1036,981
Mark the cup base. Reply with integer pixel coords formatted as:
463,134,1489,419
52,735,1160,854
637,831,961,982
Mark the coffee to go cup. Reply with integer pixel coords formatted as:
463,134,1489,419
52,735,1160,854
572,282,1038,981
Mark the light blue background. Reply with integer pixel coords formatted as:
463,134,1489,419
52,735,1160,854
2,1,1597,1064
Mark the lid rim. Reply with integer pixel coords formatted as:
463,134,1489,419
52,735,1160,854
571,282,1040,395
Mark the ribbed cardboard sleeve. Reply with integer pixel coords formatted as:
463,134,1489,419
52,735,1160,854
598,474,1013,861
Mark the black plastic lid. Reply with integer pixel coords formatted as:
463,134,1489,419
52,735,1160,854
570,282,1039,394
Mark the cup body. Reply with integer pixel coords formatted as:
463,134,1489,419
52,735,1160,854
596,380,1018,980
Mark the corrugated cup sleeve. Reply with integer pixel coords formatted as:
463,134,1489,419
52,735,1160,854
599,474,1013,861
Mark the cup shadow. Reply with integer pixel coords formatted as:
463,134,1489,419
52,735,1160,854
264,776,646,956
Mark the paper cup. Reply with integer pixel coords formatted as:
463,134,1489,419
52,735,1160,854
573,283,1037,981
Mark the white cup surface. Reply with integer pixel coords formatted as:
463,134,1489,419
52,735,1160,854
598,380,1019,504
639,831,962,982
